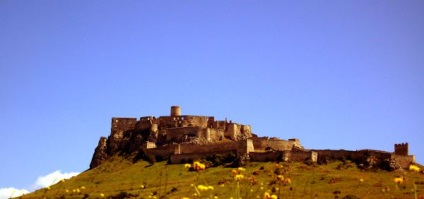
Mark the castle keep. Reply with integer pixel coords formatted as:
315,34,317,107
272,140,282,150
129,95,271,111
90,106,415,170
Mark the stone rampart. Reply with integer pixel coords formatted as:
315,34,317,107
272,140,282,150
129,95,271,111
145,145,176,158
170,150,237,164
212,121,227,130
252,137,295,151
135,116,156,131
289,151,317,162
249,151,279,162
158,115,210,129
165,127,204,142
111,118,137,132
314,149,393,167
391,154,415,169
178,142,239,154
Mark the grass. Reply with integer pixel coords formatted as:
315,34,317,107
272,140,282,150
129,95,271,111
20,156,424,199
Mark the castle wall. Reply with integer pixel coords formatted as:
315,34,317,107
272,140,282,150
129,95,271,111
314,149,392,164
252,137,295,151
111,118,137,132
289,151,318,162
209,128,225,141
165,127,204,142
249,151,278,162
391,154,415,169
241,125,252,135
135,116,156,131
249,150,317,163
212,121,227,130
225,123,240,140
170,150,236,164
145,145,176,158
158,116,210,129
178,142,239,154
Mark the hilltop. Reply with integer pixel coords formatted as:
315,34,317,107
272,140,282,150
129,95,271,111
21,155,424,198
19,106,424,198
90,106,415,171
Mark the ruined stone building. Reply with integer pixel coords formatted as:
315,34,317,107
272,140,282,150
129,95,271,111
90,106,415,170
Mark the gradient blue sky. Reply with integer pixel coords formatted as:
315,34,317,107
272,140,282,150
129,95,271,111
1,0,423,192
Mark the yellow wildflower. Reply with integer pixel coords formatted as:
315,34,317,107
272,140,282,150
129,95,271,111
76,188,80,193
80,186,86,189
394,177,404,184
100,193,105,197
263,192,271,199
193,161,206,171
271,195,278,199
184,163,192,168
207,185,214,190
409,165,420,172
359,178,364,183
197,185,209,191
140,185,145,189
65,189,69,193
234,174,244,181
181,197,190,199
238,167,246,171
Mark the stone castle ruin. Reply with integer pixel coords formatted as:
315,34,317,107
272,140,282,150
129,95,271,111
90,106,415,170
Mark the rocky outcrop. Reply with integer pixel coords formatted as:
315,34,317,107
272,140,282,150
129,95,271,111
90,137,108,169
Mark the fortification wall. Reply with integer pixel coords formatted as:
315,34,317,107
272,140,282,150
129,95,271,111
208,128,225,141
170,150,236,164
391,154,415,169
111,118,137,132
212,121,227,130
249,151,278,162
145,145,176,157
225,123,241,140
289,151,317,162
241,125,252,135
252,137,294,151
314,149,392,163
135,116,156,131
249,150,316,163
158,116,210,129
179,142,239,154
165,127,204,142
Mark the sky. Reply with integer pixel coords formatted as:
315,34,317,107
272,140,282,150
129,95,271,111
1,0,423,196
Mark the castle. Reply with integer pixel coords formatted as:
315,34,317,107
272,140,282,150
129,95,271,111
90,106,415,170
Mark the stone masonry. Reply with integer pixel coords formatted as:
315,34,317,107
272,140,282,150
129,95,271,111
89,106,415,170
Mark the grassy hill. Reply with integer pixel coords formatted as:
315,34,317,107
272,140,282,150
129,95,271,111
20,156,424,199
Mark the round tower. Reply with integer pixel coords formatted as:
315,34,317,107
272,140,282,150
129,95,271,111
170,106,181,116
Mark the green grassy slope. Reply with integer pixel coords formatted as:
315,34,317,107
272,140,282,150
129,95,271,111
21,156,424,199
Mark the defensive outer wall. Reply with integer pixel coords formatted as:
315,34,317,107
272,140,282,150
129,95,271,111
90,106,416,170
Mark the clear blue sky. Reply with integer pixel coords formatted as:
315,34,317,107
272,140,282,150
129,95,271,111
1,0,423,193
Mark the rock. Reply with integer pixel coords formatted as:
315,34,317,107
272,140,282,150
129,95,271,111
388,159,402,171
90,137,108,169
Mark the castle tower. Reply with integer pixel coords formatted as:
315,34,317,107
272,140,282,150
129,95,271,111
170,106,181,117
394,143,408,156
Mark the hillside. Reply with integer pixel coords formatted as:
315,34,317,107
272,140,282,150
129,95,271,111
21,155,424,199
